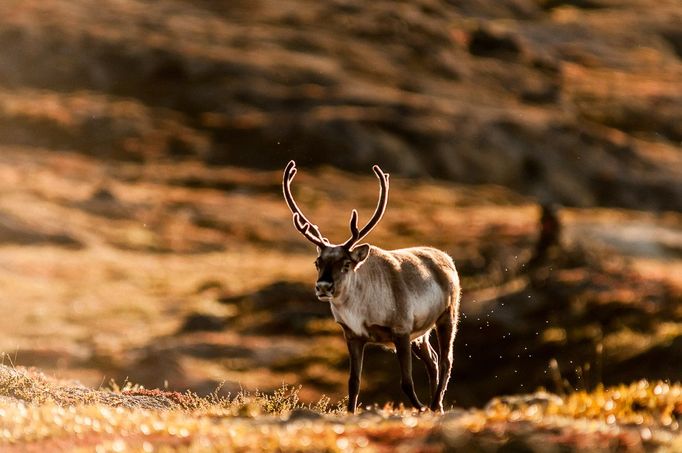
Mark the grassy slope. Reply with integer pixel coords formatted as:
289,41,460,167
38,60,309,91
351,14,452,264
2,149,681,402
2,364,682,452
0,150,681,450
0,148,535,398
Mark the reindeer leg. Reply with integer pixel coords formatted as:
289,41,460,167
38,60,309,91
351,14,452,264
432,310,456,413
346,338,366,413
395,334,424,410
412,335,439,402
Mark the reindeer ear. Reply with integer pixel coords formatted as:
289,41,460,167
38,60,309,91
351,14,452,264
349,244,370,266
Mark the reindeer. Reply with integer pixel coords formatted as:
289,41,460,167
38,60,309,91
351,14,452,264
282,161,460,413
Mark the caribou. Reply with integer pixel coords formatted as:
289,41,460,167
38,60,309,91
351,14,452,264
282,161,460,413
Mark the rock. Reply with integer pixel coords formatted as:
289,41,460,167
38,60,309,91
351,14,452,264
287,408,324,421
485,391,564,412
179,313,227,333
468,26,523,60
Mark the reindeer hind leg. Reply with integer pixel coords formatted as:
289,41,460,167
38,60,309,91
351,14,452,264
432,308,457,412
412,334,439,402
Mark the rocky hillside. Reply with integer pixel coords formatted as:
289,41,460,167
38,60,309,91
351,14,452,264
0,0,680,209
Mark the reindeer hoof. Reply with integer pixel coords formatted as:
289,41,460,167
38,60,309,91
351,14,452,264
430,404,444,414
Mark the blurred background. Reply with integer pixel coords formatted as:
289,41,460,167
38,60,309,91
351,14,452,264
0,0,680,407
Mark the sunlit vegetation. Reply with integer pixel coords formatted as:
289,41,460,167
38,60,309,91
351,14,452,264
2,365,682,451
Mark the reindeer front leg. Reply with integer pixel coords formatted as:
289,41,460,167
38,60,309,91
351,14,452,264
394,334,424,410
346,337,366,413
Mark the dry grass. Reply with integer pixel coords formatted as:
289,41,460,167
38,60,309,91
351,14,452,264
2,364,682,451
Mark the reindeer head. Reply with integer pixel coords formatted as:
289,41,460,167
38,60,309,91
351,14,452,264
282,161,389,301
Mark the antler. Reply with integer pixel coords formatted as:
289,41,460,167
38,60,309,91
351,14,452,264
283,160,329,248
342,165,390,249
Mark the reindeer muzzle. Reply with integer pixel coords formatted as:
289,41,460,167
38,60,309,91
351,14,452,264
315,281,334,300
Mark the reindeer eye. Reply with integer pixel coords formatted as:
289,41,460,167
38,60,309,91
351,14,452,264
342,261,352,272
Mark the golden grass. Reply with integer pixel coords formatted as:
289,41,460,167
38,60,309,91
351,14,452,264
2,364,682,451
